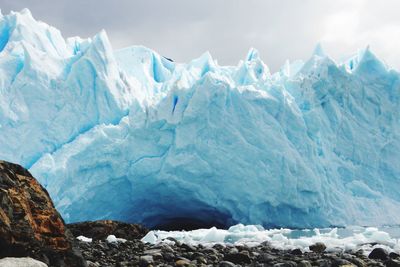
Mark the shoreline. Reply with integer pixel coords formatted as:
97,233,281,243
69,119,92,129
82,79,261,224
70,221,400,266
76,233,400,267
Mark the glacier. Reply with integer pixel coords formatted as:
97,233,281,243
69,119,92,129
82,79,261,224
1,9,400,229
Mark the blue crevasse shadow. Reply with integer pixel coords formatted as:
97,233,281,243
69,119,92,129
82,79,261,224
172,95,178,114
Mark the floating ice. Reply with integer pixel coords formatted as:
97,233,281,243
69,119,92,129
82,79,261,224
106,235,127,243
0,10,399,228
76,235,92,243
141,225,400,256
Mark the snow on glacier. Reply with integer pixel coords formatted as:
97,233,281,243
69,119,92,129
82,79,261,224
0,10,399,228
0,9,136,167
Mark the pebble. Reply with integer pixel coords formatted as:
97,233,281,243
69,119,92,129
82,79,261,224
223,252,251,264
258,252,277,262
175,258,192,266
196,256,207,264
390,252,400,259
309,242,327,253
139,255,153,267
219,261,236,267
291,248,302,255
386,259,400,267
273,262,296,267
181,243,196,252
298,260,312,267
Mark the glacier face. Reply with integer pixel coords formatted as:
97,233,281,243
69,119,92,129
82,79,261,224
1,10,400,228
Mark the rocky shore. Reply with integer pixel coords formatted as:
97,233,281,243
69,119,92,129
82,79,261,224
74,231,400,267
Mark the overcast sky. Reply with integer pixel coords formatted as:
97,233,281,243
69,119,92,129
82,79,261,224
1,0,400,71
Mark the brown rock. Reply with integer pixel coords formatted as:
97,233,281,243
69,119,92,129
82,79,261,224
175,259,192,266
0,160,86,266
309,242,327,253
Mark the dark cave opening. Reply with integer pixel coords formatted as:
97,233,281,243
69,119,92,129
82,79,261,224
153,216,230,231
141,202,235,231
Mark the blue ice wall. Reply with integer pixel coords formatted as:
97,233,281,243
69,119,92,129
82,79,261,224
1,10,400,228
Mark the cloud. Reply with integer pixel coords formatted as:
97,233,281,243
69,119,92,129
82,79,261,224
320,0,400,69
0,0,400,71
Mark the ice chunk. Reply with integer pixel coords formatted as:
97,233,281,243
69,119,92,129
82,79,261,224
106,235,127,243
141,225,400,256
76,235,92,242
142,231,158,244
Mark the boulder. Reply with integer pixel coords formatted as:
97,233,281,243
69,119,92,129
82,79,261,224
0,257,48,267
290,248,302,255
0,160,86,266
368,247,389,261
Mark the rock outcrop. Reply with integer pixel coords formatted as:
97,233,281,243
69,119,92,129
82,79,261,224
0,160,86,266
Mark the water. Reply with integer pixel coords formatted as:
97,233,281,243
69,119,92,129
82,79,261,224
287,225,400,239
